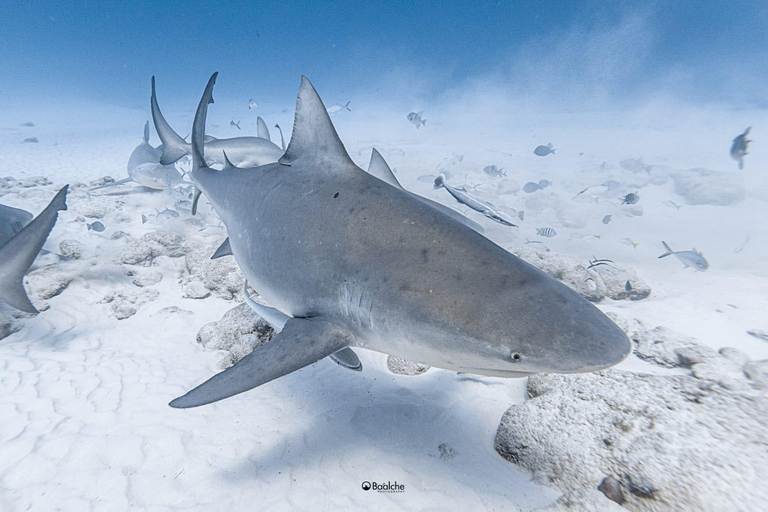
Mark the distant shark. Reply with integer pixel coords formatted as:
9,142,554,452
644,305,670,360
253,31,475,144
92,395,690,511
91,121,183,192
0,186,68,313
170,73,630,408
151,77,283,169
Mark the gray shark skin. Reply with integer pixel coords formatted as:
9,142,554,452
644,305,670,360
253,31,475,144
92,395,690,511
151,77,283,168
367,149,485,234
169,73,630,408
0,203,33,248
0,186,68,313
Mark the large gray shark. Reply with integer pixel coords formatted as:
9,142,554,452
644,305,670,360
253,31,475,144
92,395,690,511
0,186,68,313
366,148,484,234
170,73,630,408
151,77,283,168
0,203,33,248
92,122,183,192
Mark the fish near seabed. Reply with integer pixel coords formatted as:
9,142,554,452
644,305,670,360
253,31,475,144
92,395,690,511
658,241,708,271
169,73,631,409
0,186,68,313
534,143,555,156
151,76,283,168
730,127,751,170
433,174,518,227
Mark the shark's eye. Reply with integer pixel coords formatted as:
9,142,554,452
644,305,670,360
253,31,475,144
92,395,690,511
511,352,523,362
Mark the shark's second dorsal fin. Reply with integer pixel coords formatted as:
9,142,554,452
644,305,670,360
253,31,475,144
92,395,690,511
367,149,404,190
279,77,356,169
256,116,270,141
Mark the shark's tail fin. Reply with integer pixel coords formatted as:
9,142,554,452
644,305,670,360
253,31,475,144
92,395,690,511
433,173,447,189
189,73,217,216
658,241,674,259
0,186,68,314
151,76,191,165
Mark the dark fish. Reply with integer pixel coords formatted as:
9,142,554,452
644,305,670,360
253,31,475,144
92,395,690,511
620,193,639,205
87,221,105,232
602,215,612,224
533,143,555,156
522,182,541,193
230,120,241,130
730,127,751,170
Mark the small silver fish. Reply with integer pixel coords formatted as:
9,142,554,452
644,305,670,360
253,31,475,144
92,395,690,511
248,99,258,110
230,120,241,130
537,227,556,237
524,239,550,252
663,200,682,210
533,143,555,156
482,165,506,178
522,182,541,193
658,241,708,271
602,215,612,224
730,127,751,170
620,192,639,205
407,111,427,129
327,101,351,115
87,221,105,232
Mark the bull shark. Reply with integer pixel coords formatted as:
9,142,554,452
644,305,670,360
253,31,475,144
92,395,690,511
151,77,283,168
92,121,183,192
0,186,68,313
367,149,484,234
169,73,630,409
0,203,33,248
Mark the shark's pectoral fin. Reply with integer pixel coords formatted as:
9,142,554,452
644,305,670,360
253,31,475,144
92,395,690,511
169,317,352,408
211,238,232,259
0,186,68,314
330,347,363,372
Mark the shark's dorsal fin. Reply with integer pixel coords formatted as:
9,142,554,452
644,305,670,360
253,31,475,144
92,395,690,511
211,237,232,259
368,149,404,190
143,121,150,144
279,76,355,168
256,116,270,141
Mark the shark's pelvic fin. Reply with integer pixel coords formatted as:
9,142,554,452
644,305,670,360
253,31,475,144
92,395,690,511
256,116,270,141
330,347,363,372
243,280,290,331
151,76,191,165
279,76,356,168
0,186,68,314
367,149,404,190
211,238,233,260
169,316,352,408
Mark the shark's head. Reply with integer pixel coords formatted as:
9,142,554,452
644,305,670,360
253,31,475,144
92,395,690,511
417,260,632,378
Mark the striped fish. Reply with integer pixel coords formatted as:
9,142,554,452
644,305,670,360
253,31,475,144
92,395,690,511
620,192,639,205
537,227,557,237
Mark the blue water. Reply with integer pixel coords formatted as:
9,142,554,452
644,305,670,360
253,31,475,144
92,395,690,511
1,1,766,108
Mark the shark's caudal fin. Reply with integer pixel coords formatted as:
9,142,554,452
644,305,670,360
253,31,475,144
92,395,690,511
658,241,674,259
191,73,217,173
0,186,68,314
169,316,351,408
274,124,286,151
367,149,404,190
151,76,191,165
278,76,356,168
256,116,270,141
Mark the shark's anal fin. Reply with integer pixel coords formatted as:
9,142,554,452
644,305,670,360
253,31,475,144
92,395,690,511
169,316,352,408
0,186,68,314
256,116,270,141
211,238,233,260
242,280,290,331
330,348,363,372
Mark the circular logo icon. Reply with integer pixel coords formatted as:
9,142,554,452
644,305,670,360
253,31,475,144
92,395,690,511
361,481,371,491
